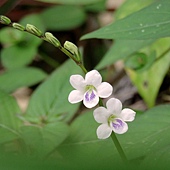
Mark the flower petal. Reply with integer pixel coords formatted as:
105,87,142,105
97,124,112,139
97,82,113,98
83,90,99,108
68,90,83,103
106,98,122,115
93,107,110,123
120,108,136,122
85,70,102,87
70,75,85,91
111,118,128,134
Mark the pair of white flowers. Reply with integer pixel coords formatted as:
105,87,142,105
68,70,136,139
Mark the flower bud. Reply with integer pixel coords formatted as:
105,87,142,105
64,41,79,57
0,15,11,25
45,32,61,47
26,24,42,36
12,23,25,31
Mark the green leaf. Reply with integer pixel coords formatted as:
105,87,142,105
1,45,37,69
126,38,170,107
20,13,45,32
40,5,86,31
20,122,69,157
0,27,24,45
36,0,103,5
57,104,170,168
141,146,170,169
96,39,154,69
0,90,21,144
84,0,106,12
81,0,170,40
0,67,47,93
115,0,155,20
125,51,156,72
25,59,83,123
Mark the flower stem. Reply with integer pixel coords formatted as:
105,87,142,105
0,16,88,74
111,132,128,164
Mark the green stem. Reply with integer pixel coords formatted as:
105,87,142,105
59,46,87,74
111,132,128,164
0,16,88,74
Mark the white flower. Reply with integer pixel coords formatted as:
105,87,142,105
93,98,136,139
68,70,113,108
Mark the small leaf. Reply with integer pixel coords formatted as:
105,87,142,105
1,45,37,69
0,27,24,45
125,52,156,72
40,5,86,31
0,67,47,93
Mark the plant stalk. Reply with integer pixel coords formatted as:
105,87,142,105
111,132,128,164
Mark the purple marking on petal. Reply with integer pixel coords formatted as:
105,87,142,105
112,119,124,129
116,119,124,126
85,92,89,101
90,91,96,100
85,91,96,102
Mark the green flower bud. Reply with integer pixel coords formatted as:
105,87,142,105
12,23,25,31
64,41,79,57
26,24,42,36
0,15,11,25
45,32,61,47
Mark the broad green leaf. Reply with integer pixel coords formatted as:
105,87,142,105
36,0,103,5
126,38,170,107
0,67,47,93
115,0,155,20
81,0,170,40
40,5,86,31
0,90,21,143
96,39,154,69
140,146,170,169
20,122,69,157
57,104,170,168
25,59,83,123
1,45,37,69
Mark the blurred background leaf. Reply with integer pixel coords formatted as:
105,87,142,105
40,5,86,31
0,67,47,93
36,0,104,5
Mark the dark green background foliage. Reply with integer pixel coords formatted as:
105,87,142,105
0,0,170,169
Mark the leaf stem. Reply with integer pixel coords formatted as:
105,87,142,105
111,132,128,164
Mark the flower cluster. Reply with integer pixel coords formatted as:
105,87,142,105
68,70,136,139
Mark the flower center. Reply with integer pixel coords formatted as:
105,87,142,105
108,114,116,125
84,85,96,102
108,115,124,129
